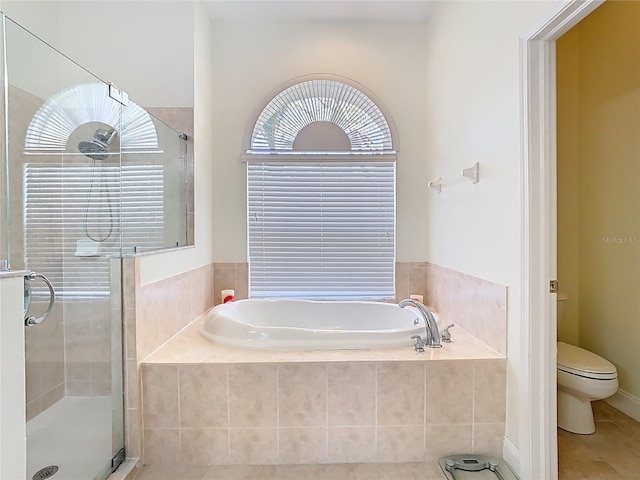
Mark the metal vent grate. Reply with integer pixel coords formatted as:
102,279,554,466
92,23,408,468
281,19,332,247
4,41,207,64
33,465,59,480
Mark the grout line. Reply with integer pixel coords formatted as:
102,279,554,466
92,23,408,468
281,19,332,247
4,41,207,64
276,364,280,463
472,360,476,452
323,363,329,462
176,365,181,463
226,365,231,462
374,362,378,460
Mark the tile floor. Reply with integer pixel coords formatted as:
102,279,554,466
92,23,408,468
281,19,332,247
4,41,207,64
559,401,640,479
133,462,446,480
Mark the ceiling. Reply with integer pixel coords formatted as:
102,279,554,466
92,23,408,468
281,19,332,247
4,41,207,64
203,1,437,23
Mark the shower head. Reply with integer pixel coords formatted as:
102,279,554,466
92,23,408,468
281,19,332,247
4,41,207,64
78,128,118,160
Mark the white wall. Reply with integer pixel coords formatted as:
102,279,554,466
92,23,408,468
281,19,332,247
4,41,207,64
1,0,194,108
210,20,430,262
420,0,556,449
138,2,215,284
0,0,60,47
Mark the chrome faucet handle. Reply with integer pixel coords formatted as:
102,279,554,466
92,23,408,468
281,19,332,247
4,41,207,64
411,335,425,352
441,324,455,343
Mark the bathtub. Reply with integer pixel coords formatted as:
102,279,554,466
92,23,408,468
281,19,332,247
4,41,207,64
199,299,432,350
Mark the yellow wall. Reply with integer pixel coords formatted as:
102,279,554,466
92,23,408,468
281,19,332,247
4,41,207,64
557,26,581,346
557,0,640,399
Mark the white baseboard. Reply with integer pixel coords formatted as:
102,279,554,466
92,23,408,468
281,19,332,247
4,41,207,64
606,389,640,423
502,436,520,477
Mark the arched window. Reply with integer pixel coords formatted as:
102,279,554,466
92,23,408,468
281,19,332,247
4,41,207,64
23,83,164,297
246,76,396,300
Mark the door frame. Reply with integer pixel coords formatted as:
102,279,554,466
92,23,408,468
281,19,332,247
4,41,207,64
519,0,604,479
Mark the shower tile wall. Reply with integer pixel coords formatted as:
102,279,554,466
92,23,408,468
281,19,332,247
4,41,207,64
10,85,67,420
145,107,195,246
121,258,215,459
63,298,113,396
25,302,65,420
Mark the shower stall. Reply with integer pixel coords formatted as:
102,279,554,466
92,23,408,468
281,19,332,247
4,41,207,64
0,14,189,480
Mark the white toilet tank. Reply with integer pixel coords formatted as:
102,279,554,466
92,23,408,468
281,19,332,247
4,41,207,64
557,292,568,326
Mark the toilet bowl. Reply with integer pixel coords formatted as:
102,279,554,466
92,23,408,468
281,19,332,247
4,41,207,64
557,342,618,434
556,293,618,434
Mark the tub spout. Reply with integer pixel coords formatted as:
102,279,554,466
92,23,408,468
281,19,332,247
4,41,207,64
399,299,442,348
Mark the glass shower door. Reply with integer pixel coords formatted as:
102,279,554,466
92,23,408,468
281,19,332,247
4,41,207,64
4,16,124,480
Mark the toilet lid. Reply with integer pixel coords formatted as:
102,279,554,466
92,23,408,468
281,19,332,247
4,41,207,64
557,342,617,378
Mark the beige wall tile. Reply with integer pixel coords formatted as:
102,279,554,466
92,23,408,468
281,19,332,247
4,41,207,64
229,364,277,428
235,263,249,301
143,428,180,465
141,364,179,429
278,364,326,427
408,265,428,301
278,427,328,464
425,362,473,424
473,423,505,458
229,428,278,465
67,362,92,382
179,364,228,428
395,263,409,301
26,398,43,422
213,267,236,306
425,263,507,355
377,362,424,426
474,360,507,424
67,381,92,396
125,408,140,458
327,427,376,463
40,383,65,410
180,428,229,465
376,426,424,463
424,424,473,462
125,360,139,410
327,363,375,426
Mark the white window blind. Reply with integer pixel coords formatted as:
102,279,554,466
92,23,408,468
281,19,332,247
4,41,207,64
24,163,164,298
248,161,395,300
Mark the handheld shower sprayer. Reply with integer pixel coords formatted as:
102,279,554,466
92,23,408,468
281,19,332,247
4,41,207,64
78,127,119,242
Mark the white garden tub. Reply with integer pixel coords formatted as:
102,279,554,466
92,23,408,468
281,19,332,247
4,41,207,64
199,299,431,350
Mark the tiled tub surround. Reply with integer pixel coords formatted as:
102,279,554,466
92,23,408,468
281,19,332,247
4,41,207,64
121,258,215,459
212,262,426,307
210,262,506,356
426,264,507,355
140,317,506,466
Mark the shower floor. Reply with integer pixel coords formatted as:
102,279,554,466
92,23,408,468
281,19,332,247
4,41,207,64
27,396,114,480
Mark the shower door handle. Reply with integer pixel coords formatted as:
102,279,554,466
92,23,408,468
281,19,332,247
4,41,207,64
24,271,56,327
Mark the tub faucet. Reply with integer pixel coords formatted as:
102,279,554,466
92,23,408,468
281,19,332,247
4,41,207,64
399,299,442,348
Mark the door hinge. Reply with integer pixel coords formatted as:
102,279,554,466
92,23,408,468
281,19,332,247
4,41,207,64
549,280,558,293
109,83,129,106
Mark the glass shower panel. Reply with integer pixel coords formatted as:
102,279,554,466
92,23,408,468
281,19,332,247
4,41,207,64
4,17,124,480
0,16,7,267
121,117,188,252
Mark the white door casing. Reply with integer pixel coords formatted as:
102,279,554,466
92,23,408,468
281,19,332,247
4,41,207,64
519,1,604,479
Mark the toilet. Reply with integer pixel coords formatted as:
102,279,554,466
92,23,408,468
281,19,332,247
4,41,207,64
557,293,618,434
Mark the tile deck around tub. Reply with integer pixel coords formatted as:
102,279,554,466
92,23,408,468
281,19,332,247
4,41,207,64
142,313,503,364
133,462,447,479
